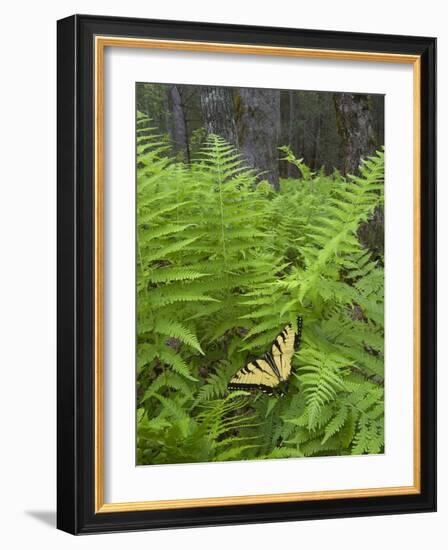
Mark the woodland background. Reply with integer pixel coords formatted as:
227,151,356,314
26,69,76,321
137,84,384,180
136,84,385,465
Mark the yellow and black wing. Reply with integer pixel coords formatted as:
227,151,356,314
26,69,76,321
270,317,302,381
227,357,280,395
228,317,303,396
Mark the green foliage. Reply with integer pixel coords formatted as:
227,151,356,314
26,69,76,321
136,112,385,465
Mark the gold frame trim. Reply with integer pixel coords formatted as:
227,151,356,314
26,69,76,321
94,36,422,513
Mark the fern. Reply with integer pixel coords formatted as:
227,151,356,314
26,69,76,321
136,114,385,464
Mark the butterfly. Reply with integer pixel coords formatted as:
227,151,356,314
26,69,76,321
228,317,303,396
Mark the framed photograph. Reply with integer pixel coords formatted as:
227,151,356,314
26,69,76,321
57,14,436,534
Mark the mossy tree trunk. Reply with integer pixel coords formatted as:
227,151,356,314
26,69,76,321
169,85,190,162
279,91,301,178
333,92,383,257
199,87,238,145
236,88,281,190
333,93,377,175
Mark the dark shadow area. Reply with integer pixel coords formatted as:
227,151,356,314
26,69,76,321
25,510,56,528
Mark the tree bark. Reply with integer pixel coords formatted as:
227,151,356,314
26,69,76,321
313,98,323,169
169,85,189,162
333,93,376,175
164,88,172,142
235,88,281,189
199,87,238,144
286,91,301,178
334,92,383,257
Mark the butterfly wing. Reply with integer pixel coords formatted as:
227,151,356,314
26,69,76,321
228,317,303,396
227,358,280,395
270,318,302,381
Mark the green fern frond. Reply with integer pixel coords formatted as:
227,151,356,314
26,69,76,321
152,319,204,354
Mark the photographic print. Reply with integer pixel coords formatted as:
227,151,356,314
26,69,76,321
136,83,385,466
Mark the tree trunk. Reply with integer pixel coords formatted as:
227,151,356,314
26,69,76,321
199,87,237,144
236,88,281,189
334,92,383,257
286,91,300,178
333,93,376,175
357,206,384,259
164,88,172,141
169,85,189,162
313,98,323,170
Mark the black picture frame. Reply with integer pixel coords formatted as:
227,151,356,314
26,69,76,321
57,14,436,535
